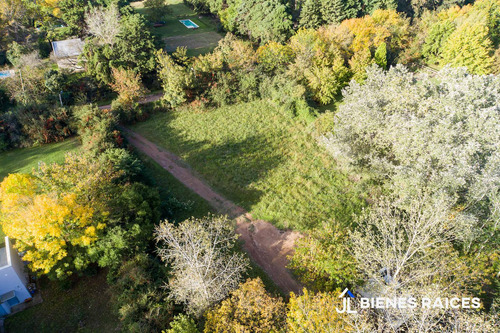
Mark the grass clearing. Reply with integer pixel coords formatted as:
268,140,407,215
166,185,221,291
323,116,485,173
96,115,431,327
0,138,80,181
131,0,223,55
5,270,120,332
131,100,365,231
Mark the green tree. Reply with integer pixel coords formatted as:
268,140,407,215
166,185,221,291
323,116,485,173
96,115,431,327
82,12,156,84
321,0,360,24
235,0,293,43
166,314,199,333
73,104,120,155
441,22,494,74
374,41,387,68
59,0,93,36
157,50,192,108
422,20,456,64
144,0,171,22
362,0,397,14
321,0,345,24
109,254,173,333
299,0,323,29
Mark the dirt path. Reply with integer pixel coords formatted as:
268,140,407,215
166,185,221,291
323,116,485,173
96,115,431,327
98,93,164,110
122,128,303,295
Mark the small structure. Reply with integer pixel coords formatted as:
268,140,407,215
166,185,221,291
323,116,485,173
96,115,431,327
0,237,31,317
51,38,85,71
0,70,14,80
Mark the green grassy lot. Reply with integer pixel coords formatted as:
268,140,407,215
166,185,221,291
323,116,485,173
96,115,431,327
5,270,120,333
130,100,365,231
0,138,80,181
132,0,219,37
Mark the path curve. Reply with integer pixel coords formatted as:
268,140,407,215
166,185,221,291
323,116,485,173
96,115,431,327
122,128,303,295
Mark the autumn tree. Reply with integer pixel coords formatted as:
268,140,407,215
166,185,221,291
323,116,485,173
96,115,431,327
0,156,117,278
287,289,351,332
204,278,286,332
155,215,249,316
0,154,160,279
256,41,294,71
288,221,359,291
441,22,494,74
110,67,147,110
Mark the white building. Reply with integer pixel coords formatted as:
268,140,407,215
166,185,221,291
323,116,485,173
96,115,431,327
0,237,31,316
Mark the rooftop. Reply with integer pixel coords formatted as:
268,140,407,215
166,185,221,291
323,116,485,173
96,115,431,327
0,245,7,268
51,38,84,59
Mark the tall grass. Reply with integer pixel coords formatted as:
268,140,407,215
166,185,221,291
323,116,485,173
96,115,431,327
131,100,365,231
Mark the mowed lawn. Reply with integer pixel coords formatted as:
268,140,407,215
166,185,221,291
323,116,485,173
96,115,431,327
0,137,80,181
5,270,120,333
131,0,223,55
131,100,365,231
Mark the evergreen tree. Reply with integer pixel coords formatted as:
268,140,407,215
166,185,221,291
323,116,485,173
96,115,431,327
299,0,323,29
321,0,345,24
321,0,360,24
363,0,398,14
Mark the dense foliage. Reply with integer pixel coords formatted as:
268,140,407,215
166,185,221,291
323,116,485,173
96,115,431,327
0,154,160,279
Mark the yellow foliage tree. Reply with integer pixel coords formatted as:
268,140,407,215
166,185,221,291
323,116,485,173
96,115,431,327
204,278,286,333
287,289,352,333
0,155,118,279
341,9,410,54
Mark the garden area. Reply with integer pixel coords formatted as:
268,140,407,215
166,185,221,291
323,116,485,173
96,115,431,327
131,0,223,55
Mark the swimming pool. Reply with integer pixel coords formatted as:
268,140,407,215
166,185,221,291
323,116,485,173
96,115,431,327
179,19,199,29
0,71,12,79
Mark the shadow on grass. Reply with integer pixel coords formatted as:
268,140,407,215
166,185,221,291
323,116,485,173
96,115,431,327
174,134,284,212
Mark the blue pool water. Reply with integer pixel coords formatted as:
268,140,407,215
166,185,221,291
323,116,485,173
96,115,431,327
0,71,12,79
179,19,199,29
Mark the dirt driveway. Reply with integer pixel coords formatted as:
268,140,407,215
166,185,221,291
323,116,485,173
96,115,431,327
164,31,223,52
122,128,303,295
